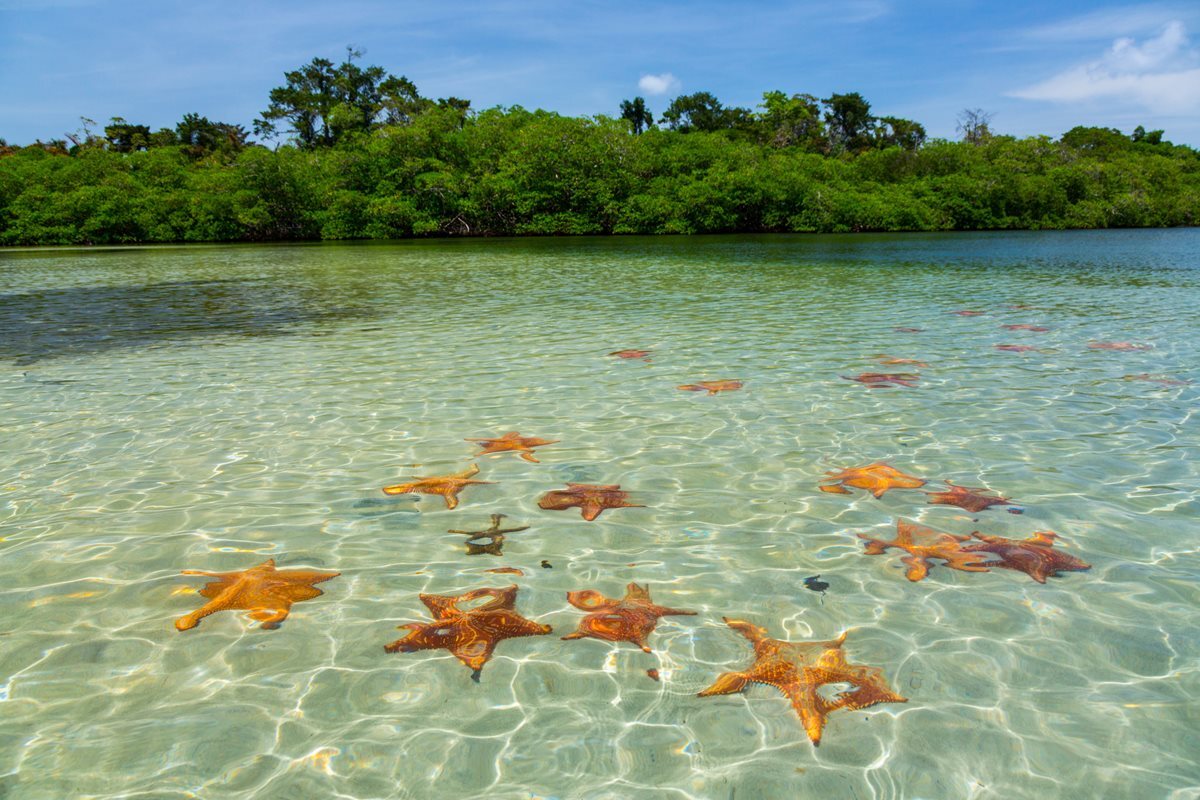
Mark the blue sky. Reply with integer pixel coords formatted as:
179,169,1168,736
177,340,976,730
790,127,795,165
2,0,1199,145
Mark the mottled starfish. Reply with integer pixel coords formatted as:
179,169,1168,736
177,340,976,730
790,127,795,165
925,481,1012,513
820,463,927,498
381,463,494,509
876,356,929,367
857,519,991,581
562,583,696,652
963,531,1091,583
1001,324,1050,332
175,558,339,631
678,380,744,395
537,483,644,521
610,349,652,360
383,585,552,681
448,513,530,556
893,326,924,333
841,372,919,388
951,310,985,316
465,432,559,463
697,619,907,746
1123,373,1192,386
1089,341,1151,351
995,344,1037,353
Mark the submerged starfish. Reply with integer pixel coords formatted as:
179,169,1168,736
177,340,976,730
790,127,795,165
465,432,559,463
1001,324,1050,332
925,481,1012,513
952,310,985,317
381,463,494,509
963,531,1091,583
841,372,919,388
697,619,907,746
448,513,530,556
857,519,991,581
677,380,744,395
175,558,339,631
876,356,929,367
893,326,924,333
820,463,926,498
995,344,1037,353
537,483,644,521
1089,341,1151,351
383,585,551,681
1123,373,1192,386
562,583,696,652
610,349,652,360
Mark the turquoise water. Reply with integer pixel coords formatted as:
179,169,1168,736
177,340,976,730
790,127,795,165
1,231,1198,799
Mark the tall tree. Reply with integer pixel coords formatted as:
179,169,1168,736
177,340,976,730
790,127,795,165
619,97,653,134
873,116,926,151
823,92,873,153
104,117,152,152
956,108,993,145
176,113,250,158
660,92,749,133
757,91,824,150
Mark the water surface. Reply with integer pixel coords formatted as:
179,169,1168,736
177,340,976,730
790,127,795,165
1,232,1198,799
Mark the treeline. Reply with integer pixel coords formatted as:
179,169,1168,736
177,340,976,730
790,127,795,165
1,54,1197,245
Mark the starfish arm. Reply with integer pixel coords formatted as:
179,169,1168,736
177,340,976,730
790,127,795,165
518,452,540,463
248,607,290,629
819,484,852,494
381,482,417,496
566,590,615,611
580,502,604,521
441,492,461,510
653,606,699,618
858,535,891,555
175,600,222,631
1029,531,1059,546
537,492,576,511
697,671,750,697
900,554,931,581
785,685,831,746
419,593,461,618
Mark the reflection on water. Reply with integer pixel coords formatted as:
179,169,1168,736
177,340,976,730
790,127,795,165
0,231,1198,799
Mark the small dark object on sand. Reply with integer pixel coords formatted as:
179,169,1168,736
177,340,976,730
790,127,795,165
803,575,829,594
540,560,553,569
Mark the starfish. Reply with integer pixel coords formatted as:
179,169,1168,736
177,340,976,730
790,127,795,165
1089,341,1151,351
484,567,525,575
857,519,992,581
995,344,1037,353
175,558,339,631
820,463,926,498
448,513,530,556
963,531,1091,583
383,585,551,681
840,372,919,388
1123,373,1192,386
697,619,907,746
1001,324,1050,332
381,463,494,509
876,356,929,367
562,583,696,652
677,380,744,395
893,326,924,333
465,432,559,463
951,310,985,316
610,349,652,360
925,481,1011,513
538,483,644,521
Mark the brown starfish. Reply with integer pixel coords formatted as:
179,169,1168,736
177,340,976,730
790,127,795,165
175,558,339,631
951,310,985,316
697,619,907,746
1001,324,1050,331
610,349,652,360
876,356,930,367
562,583,696,652
448,513,530,556
484,567,525,576
857,519,991,581
925,481,1011,513
820,463,926,498
1123,373,1192,386
893,326,924,333
963,531,1091,583
1089,341,1151,351
995,344,1037,353
465,431,559,463
383,585,551,681
381,463,494,509
677,380,744,395
841,372,919,388
537,483,644,521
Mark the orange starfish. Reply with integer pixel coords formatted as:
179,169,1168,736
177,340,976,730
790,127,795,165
925,481,1011,513
537,483,644,521
465,431,559,463
857,519,991,581
840,372,919,388
610,349,652,360
448,513,530,556
1001,324,1050,332
562,583,696,652
819,463,926,498
175,558,339,631
384,585,551,681
697,619,907,746
995,344,1037,353
963,531,1091,583
381,463,494,509
677,380,744,395
1089,341,1151,351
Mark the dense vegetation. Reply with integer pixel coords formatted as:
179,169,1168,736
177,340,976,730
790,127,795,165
2,54,1197,245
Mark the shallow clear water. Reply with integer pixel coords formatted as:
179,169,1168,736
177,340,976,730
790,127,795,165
1,231,1198,800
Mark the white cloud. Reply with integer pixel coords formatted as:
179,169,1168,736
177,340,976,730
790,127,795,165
637,72,680,96
1011,21,1200,112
